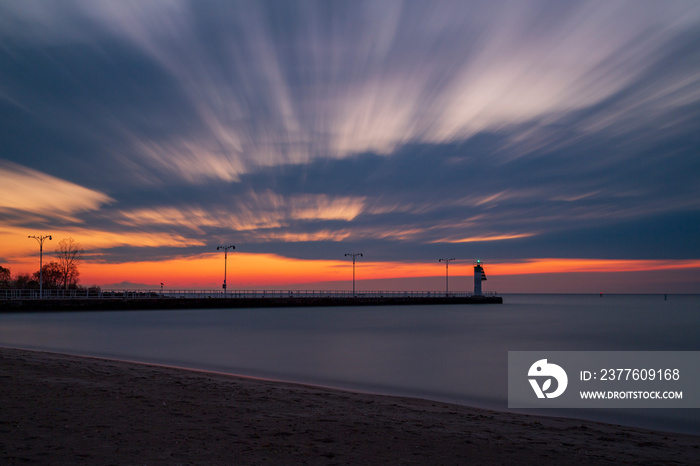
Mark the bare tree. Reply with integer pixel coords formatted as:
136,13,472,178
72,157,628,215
56,237,84,289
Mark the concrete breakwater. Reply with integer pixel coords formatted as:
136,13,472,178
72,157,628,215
1,295,502,312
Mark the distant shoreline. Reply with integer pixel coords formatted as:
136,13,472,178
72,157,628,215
0,295,503,312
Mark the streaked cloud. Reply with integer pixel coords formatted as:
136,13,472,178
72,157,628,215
115,192,365,233
0,223,204,266
4,1,697,182
0,161,113,223
433,233,536,244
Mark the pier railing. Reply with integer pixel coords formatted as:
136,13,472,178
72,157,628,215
0,289,498,300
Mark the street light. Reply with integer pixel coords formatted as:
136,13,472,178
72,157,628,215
345,253,363,296
439,258,456,297
28,234,52,299
217,245,235,296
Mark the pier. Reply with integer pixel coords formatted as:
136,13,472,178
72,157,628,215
0,289,502,312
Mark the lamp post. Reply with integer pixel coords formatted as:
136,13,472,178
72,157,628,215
28,234,52,299
345,253,363,296
217,245,235,296
439,258,456,297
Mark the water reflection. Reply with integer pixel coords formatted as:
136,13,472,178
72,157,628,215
1,294,698,433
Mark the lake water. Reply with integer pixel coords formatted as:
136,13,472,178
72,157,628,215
1,294,698,434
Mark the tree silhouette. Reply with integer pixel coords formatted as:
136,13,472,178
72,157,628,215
0,265,10,288
32,262,63,289
13,273,35,289
56,238,84,289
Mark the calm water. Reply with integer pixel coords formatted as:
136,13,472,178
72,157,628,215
1,294,698,434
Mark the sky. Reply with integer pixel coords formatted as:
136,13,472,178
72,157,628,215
1,0,699,293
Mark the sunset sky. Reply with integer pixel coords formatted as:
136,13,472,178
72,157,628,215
1,0,699,293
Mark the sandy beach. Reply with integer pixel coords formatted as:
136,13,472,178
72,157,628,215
1,347,698,465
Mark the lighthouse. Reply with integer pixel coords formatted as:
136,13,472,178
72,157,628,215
474,259,487,296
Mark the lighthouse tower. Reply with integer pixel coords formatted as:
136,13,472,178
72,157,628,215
473,259,487,296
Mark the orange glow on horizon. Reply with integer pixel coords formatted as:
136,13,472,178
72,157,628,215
73,255,700,289
79,253,447,288
487,258,700,275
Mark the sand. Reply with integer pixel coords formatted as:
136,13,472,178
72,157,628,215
1,348,698,465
